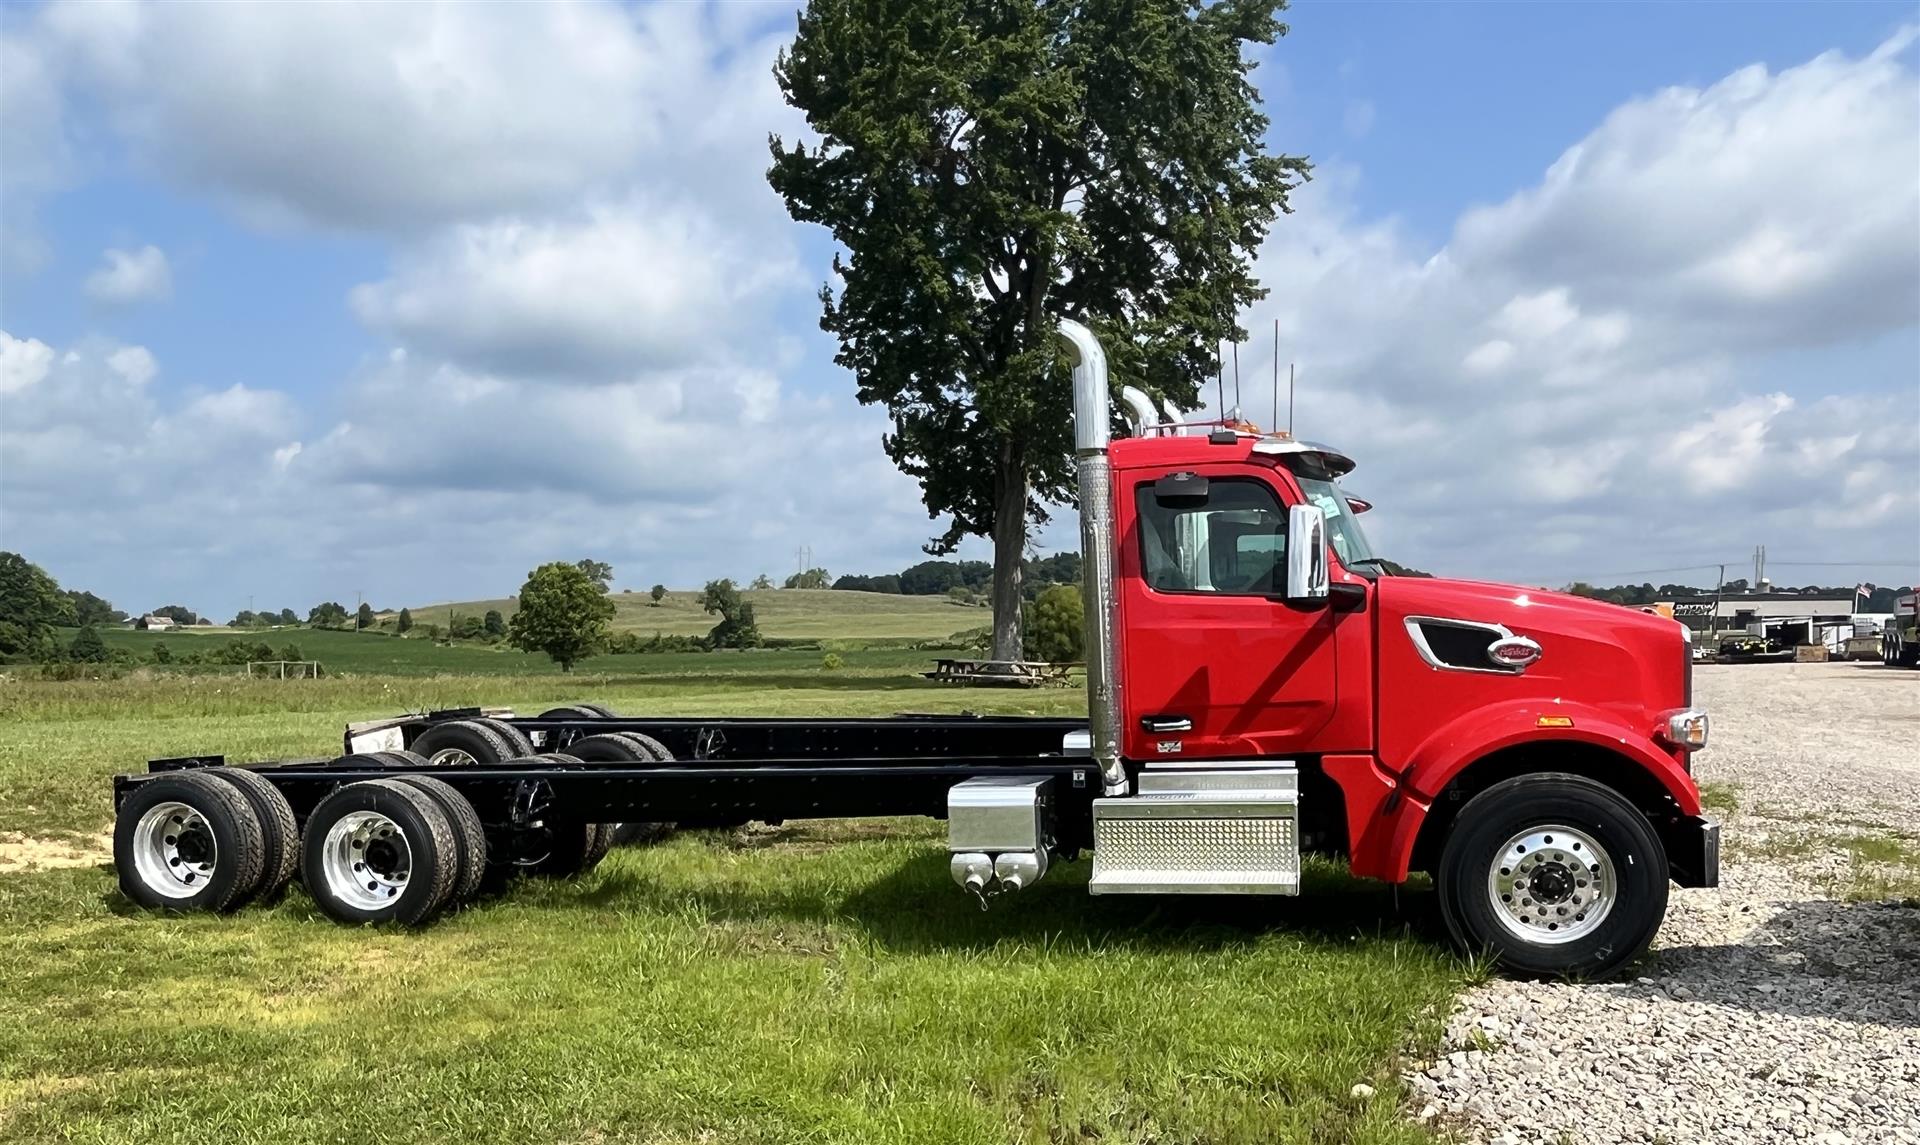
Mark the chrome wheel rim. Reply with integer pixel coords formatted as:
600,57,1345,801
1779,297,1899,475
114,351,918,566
427,747,478,767
321,811,412,910
1486,824,1616,945
132,801,217,899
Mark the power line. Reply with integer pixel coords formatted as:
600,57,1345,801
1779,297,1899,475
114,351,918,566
1515,558,1915,585
1763,561,1917,568
1517,562,1741,583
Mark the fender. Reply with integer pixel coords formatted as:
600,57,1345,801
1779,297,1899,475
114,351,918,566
1348,700,1701,883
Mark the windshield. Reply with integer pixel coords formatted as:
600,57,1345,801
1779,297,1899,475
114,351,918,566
1294,476,1382,570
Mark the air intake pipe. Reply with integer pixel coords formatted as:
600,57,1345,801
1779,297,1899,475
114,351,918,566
1057,319,1128,797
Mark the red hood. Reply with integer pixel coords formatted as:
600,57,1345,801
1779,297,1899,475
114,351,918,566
1371,573,1694,767
1382,576,1682,644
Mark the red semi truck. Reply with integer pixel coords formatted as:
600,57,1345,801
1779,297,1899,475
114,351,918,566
110,320,1716,978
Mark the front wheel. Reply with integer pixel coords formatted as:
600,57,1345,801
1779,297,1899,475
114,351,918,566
1436,773,1668,979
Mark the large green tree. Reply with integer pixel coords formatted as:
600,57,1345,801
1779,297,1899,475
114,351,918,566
508,561,617,671
0,552,69,660
698,579,763,649
770,0,1305,658
65,589,124,627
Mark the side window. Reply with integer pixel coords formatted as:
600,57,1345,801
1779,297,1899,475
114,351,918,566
1135,477,1287,595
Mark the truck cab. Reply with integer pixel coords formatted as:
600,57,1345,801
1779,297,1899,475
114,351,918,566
1012,320,1719,977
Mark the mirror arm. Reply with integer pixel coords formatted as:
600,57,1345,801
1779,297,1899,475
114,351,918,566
1329,583,1368,611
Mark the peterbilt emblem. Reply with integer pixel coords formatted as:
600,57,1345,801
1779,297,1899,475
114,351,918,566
1156,740,1184,754
1487,636,1542,669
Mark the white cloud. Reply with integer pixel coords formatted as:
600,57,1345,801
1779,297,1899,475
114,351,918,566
6,15,1915,615
348,202,799,378
85,245,172,304
0,332,56,395
1450,29,1920,348
0,330,942,619
30,0,798,230
1224,31,1920,583
105,344,157,386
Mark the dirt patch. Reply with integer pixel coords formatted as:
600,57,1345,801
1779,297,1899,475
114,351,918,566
0,831,109,874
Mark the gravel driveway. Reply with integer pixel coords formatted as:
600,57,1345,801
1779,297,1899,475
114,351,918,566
1407,661,1920,1145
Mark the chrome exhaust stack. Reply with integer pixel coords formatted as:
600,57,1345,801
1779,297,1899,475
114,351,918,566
1119,386,1161,436
1057,319,1127,797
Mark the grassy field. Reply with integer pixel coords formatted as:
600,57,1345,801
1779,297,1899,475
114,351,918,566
78,626,964,678
0,667,1462,1144
412,587,988,640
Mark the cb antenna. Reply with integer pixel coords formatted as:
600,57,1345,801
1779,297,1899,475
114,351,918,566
1231,339,1241,416
1271,318,1280,428
1288,362,1296,435
1216,348,1225,421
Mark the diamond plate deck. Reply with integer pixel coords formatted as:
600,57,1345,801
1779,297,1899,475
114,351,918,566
1090,788,1301,895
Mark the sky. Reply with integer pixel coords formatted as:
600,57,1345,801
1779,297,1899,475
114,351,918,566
1,0,1916,620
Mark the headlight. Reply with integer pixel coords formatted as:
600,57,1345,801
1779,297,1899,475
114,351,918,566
1659,709,1709,750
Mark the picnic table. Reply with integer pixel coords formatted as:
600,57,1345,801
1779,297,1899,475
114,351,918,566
923,658,1077,688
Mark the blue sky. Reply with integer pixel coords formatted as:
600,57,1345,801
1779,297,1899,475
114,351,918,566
1278,2,1911,238
2,1,1916,619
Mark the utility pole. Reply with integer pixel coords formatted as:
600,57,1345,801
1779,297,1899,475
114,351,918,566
355,589,364,634
1710,563,1725,641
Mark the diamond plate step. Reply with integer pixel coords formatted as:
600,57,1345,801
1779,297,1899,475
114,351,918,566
1089,767,1301,895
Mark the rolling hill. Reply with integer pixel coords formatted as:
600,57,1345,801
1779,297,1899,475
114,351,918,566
406,588,987,642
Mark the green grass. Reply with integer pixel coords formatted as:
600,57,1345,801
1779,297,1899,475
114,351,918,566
69,626,970,679
1,659,1084,841
0,671,1460,1144
1697,781,1740,814
414,587,989,640
1732,826,1920,903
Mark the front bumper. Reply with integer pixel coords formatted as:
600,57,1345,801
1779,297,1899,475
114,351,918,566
1668,815,1721,888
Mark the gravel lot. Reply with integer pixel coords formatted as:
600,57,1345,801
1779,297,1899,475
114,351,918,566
1407,661,1920,1145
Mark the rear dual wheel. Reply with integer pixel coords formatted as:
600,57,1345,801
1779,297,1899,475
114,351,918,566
410,718,533,767
115,771,268,913
114,767,301,913
301,778,488,925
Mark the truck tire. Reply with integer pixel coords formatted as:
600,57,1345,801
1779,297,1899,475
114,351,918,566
538,704,616,721
564,733,658,764
476,717,536,756
563,734,676,847
301,779,460,926
532,705,610,749
612,731,673,762
114,770,267,913
386,773,489,907
504,752,612,877
202,766,300,905
1436,773,1668,979
412,719,523,767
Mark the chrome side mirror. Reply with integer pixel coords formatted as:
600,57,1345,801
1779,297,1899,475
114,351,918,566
1287,503,1330,602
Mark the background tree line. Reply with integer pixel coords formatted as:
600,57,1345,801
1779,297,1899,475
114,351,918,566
828,553,1082,599
1565,579,1913,612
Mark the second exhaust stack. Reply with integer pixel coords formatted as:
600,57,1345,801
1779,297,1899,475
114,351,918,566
1057,319,1127,797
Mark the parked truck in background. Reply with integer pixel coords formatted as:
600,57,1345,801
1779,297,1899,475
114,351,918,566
1886,592,1920,667
109,321,1717,979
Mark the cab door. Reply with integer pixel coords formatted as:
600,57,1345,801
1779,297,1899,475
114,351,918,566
1117,464,1339,761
